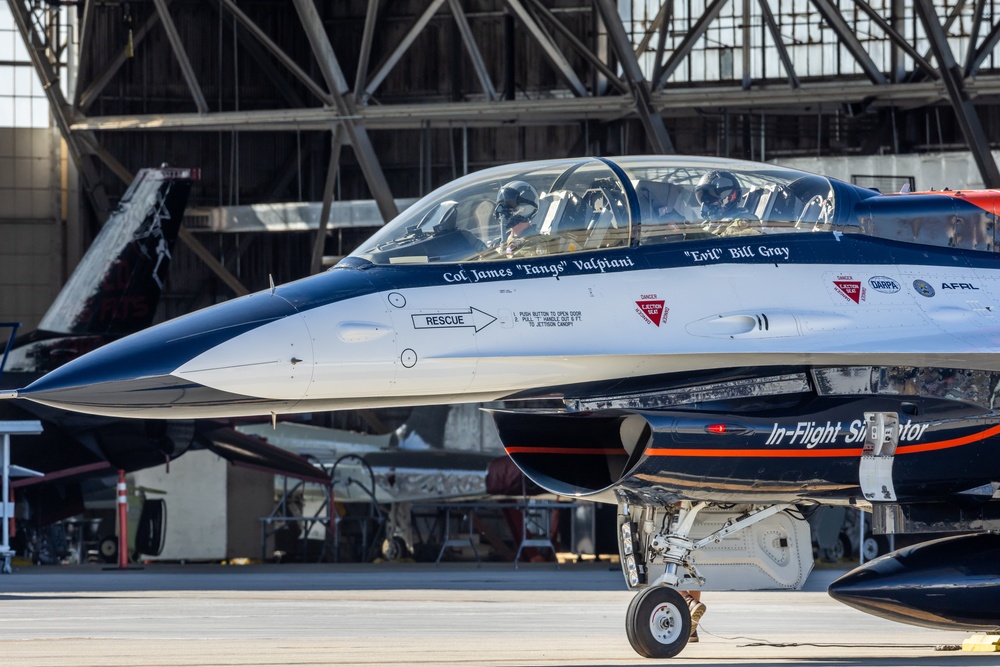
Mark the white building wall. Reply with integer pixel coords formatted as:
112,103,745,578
0,127,62,333
777,151,998,192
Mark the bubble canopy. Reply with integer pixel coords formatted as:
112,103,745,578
350,156,842,266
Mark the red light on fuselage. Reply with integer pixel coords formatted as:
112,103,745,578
707,424,727,434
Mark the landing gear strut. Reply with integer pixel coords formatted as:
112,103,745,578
625,586,691,659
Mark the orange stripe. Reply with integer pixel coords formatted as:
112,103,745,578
647,424,1000,459
648,447,863,458
895,423,1000,454
505,446,626,456
504,424,1000,459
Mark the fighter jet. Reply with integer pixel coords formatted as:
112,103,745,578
7,155,1000,657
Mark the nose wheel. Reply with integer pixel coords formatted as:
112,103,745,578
625,586,691,659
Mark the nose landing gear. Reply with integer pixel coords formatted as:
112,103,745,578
625,586,691,659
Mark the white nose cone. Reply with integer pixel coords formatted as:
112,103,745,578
174,311,314,401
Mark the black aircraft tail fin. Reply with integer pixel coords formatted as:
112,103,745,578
37,167,198,337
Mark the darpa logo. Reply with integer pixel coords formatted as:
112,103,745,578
868,276,900,294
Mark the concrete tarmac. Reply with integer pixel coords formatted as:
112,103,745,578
0,562,987,667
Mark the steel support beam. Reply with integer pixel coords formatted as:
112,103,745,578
654,0,730,89
526,0,627,94
216,2,307,110
506,0,588,97
915,0,1000,188
742,0,752,89
293,0,397,222
364,0,448,101
448,0,498,100
967,19,1000,77
178,228,250,296
78,0,171,112
218,0,332,106
852,0,938,80
7,0,110,218
651,1,671,87
73,73,1000,132
72,0,96,108
810,0,888,85
634,2,670,59
311,127,346,276
354,0,380,98
593,0,673,153
907,0,968,83
758,0,799,88
965,0,987,77
152,0,208,113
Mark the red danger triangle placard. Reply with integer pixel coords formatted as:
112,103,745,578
636,300,666,326
834,281,862,303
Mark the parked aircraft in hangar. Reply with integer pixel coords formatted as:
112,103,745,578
0,166,326,530
8,155,1000,657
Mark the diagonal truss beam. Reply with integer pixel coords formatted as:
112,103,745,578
354,0,380,98
214,1,307,109
364,0,448,101
634,2,670,59
758,0,799,88
654,0,730,89
152,0,208,113
7,0,109,219
311,126,346,276
915,0,1000,187
965,0,987,77
810,0,887,85
852,0,938,80
525,0,627,94
292,0,397,222
448,0,498,100
966,18,1000,77
593,0,673,153
218,0,332,106
72,0,96,108
506,0,588,97
78,0,172,112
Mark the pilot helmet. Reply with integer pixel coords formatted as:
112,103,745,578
495,180,539,226
695,170,742,219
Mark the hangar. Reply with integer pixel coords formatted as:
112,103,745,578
3,0,1000,564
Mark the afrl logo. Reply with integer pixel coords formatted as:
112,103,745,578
868,276,900,293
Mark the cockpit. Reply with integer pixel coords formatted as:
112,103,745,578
351,156,844,265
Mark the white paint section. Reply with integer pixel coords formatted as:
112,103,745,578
174,309,314,400
170,257,1000,408
305,293,398,399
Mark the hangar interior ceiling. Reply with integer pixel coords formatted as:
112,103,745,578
9,0,1000,323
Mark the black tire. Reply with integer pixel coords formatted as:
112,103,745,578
135,498,167,556
99,536,118,564
862,534,889,561
381,536,408,561
625,586,691,659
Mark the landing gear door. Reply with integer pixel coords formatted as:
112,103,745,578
859,412,899,502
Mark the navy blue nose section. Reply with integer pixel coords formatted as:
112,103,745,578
9,266,387,418
16,290,300,417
